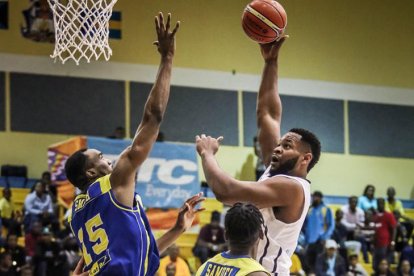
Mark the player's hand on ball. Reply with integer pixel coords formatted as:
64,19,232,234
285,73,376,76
175,193,205,232
260,34,288,62
195,134,224,156
153,12,180,59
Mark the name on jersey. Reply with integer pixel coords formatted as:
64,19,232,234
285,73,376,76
201,263,239,276
74,195,90,212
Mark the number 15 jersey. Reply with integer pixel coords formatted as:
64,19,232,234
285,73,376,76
68,174,159,276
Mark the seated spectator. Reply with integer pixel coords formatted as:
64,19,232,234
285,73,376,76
24,221,42,262
19,264,33,276
33,227,68,276
354,210,376,263
303,191,335,274
341,196,365,239
386,187,414,240
40,172,58,217
61,236,80,272
315,239,347,276
158,244,190,276
23,182,54,232
347,254,368,276
373,198,397,271
394,211,410,253
374,258,395,276
192,211,226,264
400,238,414,272
107,126,126,139
333,209,362,266
165,262,176,276
398,259,413,276
0,188,22,237
2,234,25,274
358,184,377,213
0,252,16,276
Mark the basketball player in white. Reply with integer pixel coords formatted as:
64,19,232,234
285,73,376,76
195,36,321,275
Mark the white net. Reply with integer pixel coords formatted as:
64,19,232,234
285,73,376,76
47,0,118,65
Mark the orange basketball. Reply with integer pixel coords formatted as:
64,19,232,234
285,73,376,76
242,0,287,44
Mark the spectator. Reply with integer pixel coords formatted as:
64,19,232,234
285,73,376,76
253,136,266,181
373,198,397,271
157,131,165,142
315,239,347,276
347,254,368,276
24,221,42,261
61,236,80,272
2,234,25,274
386,187,414,240
303,191,335,274
33,227,68,276
341,196,365,238
394,211,410,253
400,238,414,272
158,244,191,276
374,258,395,276
0,252,16,276
358,185,377,212
0,189,21,236
354,210,376,263
19,264,33,276
23,182,54,232
398,259,413,276
333,209,362,266
165,262,176,276
107,126,126,139
192,211,226,263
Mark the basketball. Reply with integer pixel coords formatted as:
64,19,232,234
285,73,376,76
242,0,287,43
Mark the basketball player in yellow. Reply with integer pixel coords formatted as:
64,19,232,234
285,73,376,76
65,13,204,275
195,36,321,275
196,203,270,276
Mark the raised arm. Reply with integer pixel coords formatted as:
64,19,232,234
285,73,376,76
256,37,287,167
196,135,302,209
110,13,180,207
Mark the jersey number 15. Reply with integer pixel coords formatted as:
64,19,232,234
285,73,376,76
78,214,109,266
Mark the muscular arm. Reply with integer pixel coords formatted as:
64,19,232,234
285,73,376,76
256,38,286,166
199,150,302,209
110,13,179,207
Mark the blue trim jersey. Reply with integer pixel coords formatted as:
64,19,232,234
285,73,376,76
196,252,270,276
68,175,159,276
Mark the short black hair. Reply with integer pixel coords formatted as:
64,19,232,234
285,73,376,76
65,149,89,190
289,128,321,172
313,191,323,198
225,203,263,248
211,211,221,222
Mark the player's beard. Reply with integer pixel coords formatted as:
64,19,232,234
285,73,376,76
269,156,299,176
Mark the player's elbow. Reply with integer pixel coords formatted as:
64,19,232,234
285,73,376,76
143,107,163,124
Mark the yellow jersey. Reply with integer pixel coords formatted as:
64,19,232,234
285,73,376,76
196,252,270,276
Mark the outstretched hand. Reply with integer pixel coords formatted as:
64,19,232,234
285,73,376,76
175,192,205,232
260,34,288,62
73,257,89,276
154,12,180,58
195,134,224,157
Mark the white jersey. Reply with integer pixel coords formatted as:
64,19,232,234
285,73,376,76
256,167,311,276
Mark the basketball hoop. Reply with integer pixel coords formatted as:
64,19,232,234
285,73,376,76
47,0,118,65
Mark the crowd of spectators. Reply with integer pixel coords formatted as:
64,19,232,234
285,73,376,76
294,185,414,276
0,168,413,276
